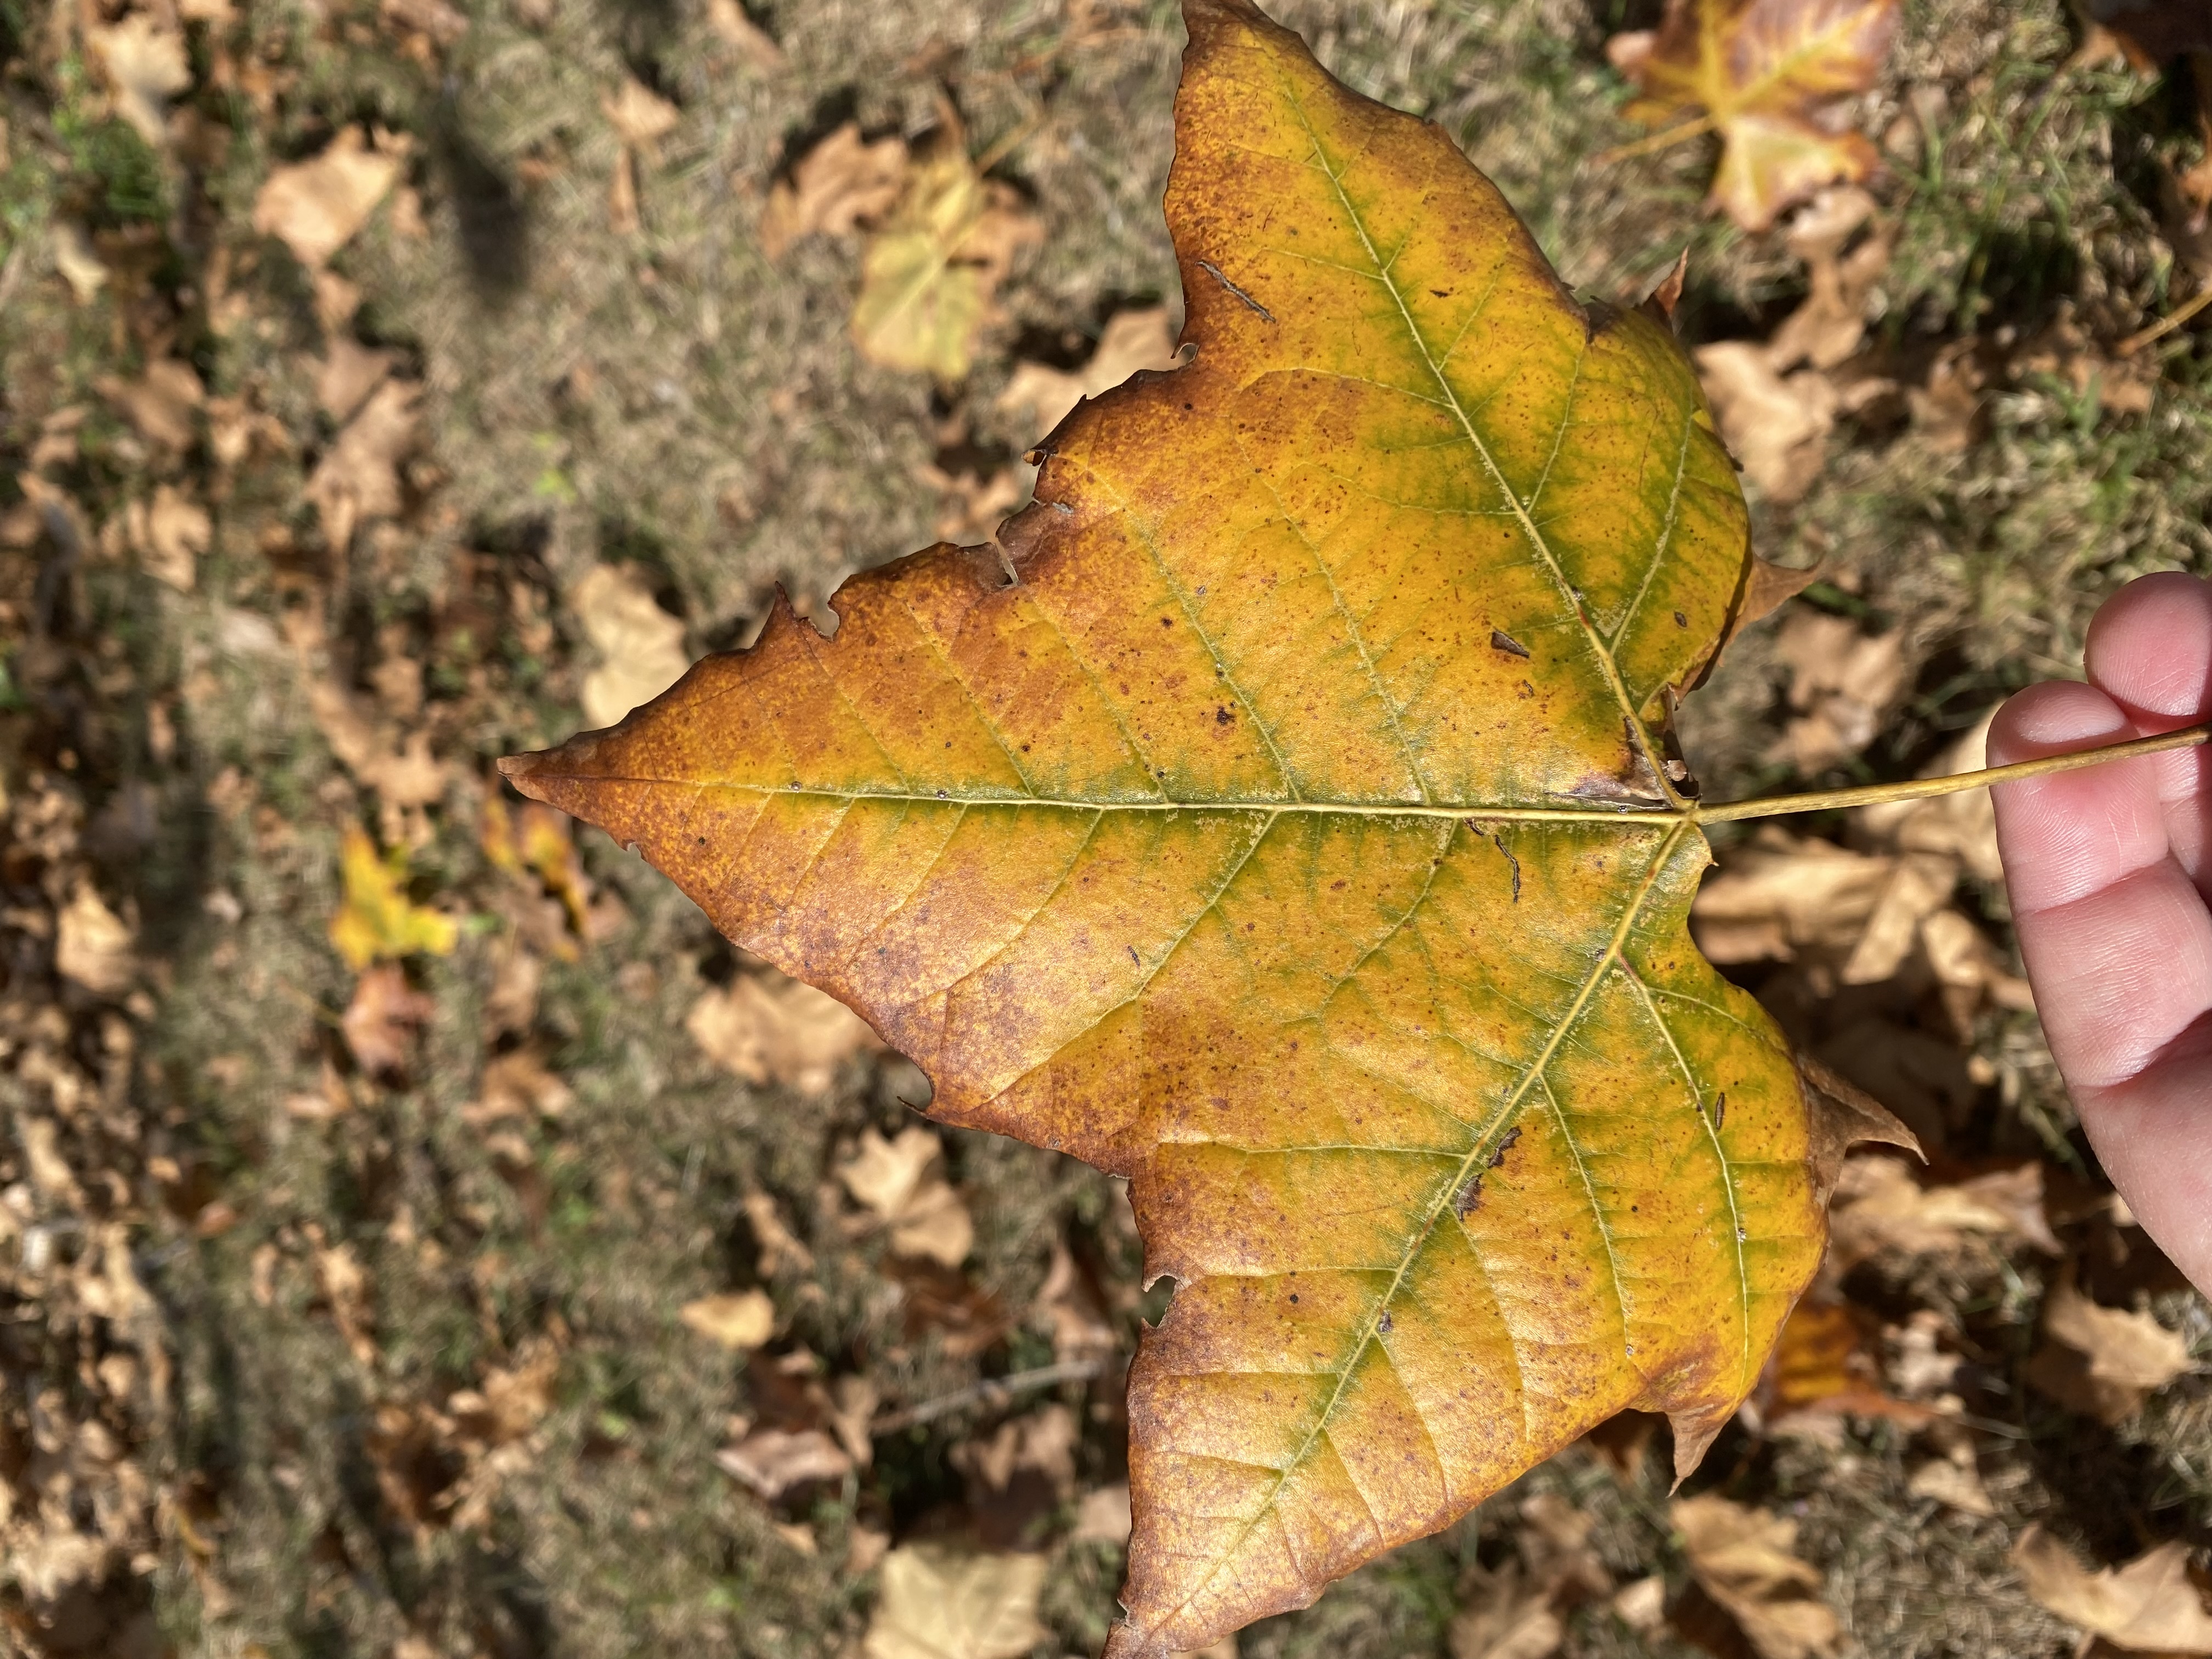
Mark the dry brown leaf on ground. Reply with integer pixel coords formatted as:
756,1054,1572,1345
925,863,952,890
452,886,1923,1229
1608,0,1901,232
837,1126,973,1267
307,667,450,825
52,220,110,303
956,1403,1080,1543
1450,1493,1611,1659
759,123,910,258
705,0,785,69
863,1544,1049,1659
1828,1154,2059,1267
99,359,205,453
1906,1444,1995,1517
1450,1562,1567,1659
1690,827,1892,963
459,1048,573,1125
743,1188,816,1275
481,795,594,944
851,138,1043,380
131,484,210,591
55,880,137,996
317,335,397,424
1674,1494,1841,1659
679,1289,776,1351
86,13,191,149
921,456,1030,546
253,126,411,270
2011,1526,2212,1655
714,1427,853,1498
997,307,1183,445
1694,341,1838,504
1770,608,1906,771
1075,1481,1135,1544
1767,187,1893,371
1758,1294,1933,1428
602,79,679,154
1036,1236,1119,1363
603,79,680,235
311,1236,378,1365
341,962,436,1077
568,563,690,729
307,377,421,553
2011,302,2159,416
449,1341,560,1448
2027,1268,2195,1425
686,972,880,1097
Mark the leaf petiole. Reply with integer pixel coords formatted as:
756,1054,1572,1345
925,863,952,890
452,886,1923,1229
1694,720,2212,825
1595,112,1721,166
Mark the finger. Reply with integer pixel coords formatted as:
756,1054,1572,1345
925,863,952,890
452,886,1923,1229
2074,1036,2212,1296
1987,682,2212,1092
2083,571,2212,879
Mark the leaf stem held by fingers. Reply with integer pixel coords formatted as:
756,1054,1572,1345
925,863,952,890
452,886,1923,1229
1695,720,2212,825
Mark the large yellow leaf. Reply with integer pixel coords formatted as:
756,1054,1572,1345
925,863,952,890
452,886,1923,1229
504,1,1906,1650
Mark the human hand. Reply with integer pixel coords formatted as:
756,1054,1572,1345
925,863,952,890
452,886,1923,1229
1989,571,2212,1297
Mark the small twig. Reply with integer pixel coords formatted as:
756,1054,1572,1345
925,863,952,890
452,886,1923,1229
871,1356,1112,1436
2119,283,2212,357
1595,113,1719,167
1696,720,2212,825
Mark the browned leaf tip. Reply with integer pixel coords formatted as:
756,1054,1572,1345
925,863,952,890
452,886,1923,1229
1799,1052,1922,1209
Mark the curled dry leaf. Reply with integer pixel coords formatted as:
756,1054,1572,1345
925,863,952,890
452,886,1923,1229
679,1288,776,1350
329,825,458,969
253,126,410,270
686,972,882,1097
851,138,1042,380
502,2,1916,1648
837,1126,973,1267
998,306,1184,446
862,1544,1049,1659
1610,0,1901,233
1673,1494,1840,1659
569,563,690,730
2025,1269,2194,1425
760,123,911,259
2010,1526,2212,1655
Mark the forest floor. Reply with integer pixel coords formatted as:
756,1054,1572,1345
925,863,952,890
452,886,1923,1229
2,1,2210,1656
